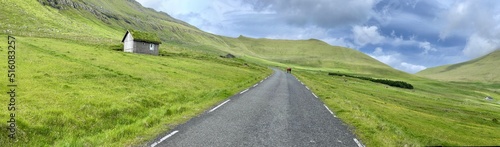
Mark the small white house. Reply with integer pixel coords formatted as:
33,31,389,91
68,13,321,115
121,29,161,55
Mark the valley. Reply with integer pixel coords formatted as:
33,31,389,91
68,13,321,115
0,0,499,146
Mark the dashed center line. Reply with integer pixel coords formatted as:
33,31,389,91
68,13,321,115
151,130,179,147
209,99,231,113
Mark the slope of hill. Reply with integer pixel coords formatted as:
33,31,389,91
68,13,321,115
0,0,232,53
417,50,500,82
6,0,408,75
2,0,498,146
295,70,500,146
0,0,408,78
222,36,410,78
0,0,270,146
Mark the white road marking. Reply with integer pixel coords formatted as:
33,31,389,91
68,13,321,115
305,86,310,90
253,84,259,87
240,89,249,94
151,130,179,147
353,138,364,147
209,99,231,113
260,80,263,83
323,104,334,115
301,82,304,85
312,93,318,98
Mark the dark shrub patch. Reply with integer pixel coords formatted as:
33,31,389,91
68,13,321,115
328,72,414,89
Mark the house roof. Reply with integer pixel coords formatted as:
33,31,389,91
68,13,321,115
122,29,162,44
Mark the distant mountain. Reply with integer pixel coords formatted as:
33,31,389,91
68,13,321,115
222,36,407,77
417,50,500,82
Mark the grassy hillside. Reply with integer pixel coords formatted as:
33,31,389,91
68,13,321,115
0,0,404,77
0,36,269,146
221,36,410,78
417,50,500,83
2,0,498,146
0,0,271,146
295,69,500,146
0,0,234,54
244,47,500,146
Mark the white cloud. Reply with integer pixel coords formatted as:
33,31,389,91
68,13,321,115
369,47,426,73
419,41,437,55
440,0,500,58
264,26,328,39
323,37,355,48
400,62,427,73
440,1,474,39
373,47,384,55
243,0,376,28
369,47,400,65
352,25,385,46
384,32,441,56
135,0,495,72
463,34,499,58
136,0,251,36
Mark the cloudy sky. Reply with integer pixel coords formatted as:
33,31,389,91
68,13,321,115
136,0,500,73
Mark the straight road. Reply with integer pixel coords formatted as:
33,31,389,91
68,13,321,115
150,69,363,147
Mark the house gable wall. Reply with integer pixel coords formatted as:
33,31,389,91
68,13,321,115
123,32,134,52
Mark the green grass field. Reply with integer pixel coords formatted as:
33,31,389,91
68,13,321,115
0,1,274,146
1,0,500,146
221,42,500,146
0,35,270,146
243,55,500,146
293,69,500,146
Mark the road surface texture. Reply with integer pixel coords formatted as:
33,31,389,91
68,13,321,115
150,69,363,147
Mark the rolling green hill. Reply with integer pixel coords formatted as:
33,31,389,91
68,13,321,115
3,0,405,76
0,0,271,146
222,36,409,77
0,0,233,54
417,50,500,82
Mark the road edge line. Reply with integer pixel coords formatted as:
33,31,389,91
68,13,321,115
323,104,333,115
323,104,337,118
312,93,318,98
239,89,249,94
208,99,231,113
151,130,179,147
353,138,364,147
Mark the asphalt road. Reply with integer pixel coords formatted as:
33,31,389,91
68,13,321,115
150,69,363,147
